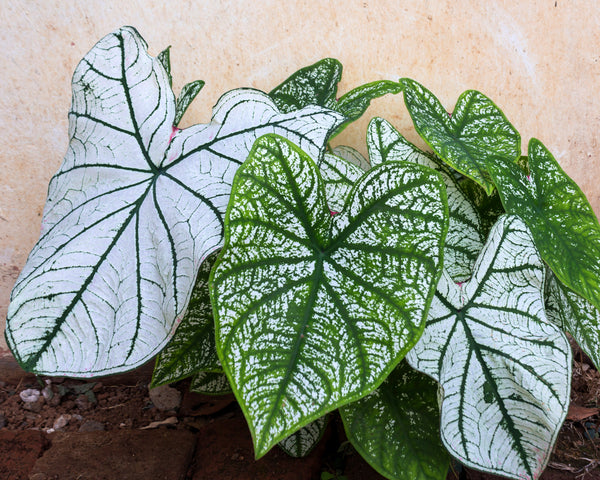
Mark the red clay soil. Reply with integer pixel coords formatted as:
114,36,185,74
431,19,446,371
0,351,598,479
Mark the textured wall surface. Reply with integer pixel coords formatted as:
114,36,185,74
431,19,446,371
1,1,599,352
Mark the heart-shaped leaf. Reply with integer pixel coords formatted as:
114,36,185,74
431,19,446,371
367,117,484,281
269,58,342,113
5,27,344,376
211,134,448,457
190,371,232,395
151,250,221,387
407,215,571,480
401,78,520,194
270,58,402,136
278,416,328,458
340,361,450,480
546,271,600,370
488,138,600,315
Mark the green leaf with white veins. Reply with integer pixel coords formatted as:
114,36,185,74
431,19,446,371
401,78,520,194
151,250,221,388
367,117,484,282
334,80,402,133
406,215,571,480
211,134,448,458
269,58,341,113
341,361,450,480
278,416,328,458
488,138,600,315
546,271,600,371
269,58,402,136
5,26,344,377
190,371,232,395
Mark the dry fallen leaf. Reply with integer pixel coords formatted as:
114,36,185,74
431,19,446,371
566,404,600,422
139,416,178,430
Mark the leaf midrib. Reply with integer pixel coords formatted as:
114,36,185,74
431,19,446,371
258,256,324,452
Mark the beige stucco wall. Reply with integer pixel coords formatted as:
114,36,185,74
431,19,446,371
0,1,599,354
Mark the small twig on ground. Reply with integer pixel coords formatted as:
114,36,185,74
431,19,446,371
102,403,126,410
575,458,600,479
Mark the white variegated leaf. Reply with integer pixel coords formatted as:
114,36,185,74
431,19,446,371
320,153,364,213
331,145,370,171
190,371,232,395
367,117,484,281
407,215,571,480
278,416,328,458
546,271,600,370
212,134,447,457
6,26,344,376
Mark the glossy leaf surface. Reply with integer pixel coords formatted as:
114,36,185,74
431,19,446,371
212,134,448,457
488,138,600,314
401,78,520,194
407,215,571,480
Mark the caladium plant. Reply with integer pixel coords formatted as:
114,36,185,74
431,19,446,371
6,26,600,480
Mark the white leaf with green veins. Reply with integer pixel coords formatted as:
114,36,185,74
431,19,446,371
5,26,344,377
278,416,328,458
211,134,448,458
320,153,364,213
407,215,571,480
330,145,370,171
367,117,484,282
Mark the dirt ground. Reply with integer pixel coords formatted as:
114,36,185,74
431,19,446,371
1,342,599,480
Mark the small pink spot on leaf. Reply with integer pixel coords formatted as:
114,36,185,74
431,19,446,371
330,210,338,216
169,126,181,144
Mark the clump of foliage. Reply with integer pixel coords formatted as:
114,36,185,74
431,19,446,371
6,26,600,480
